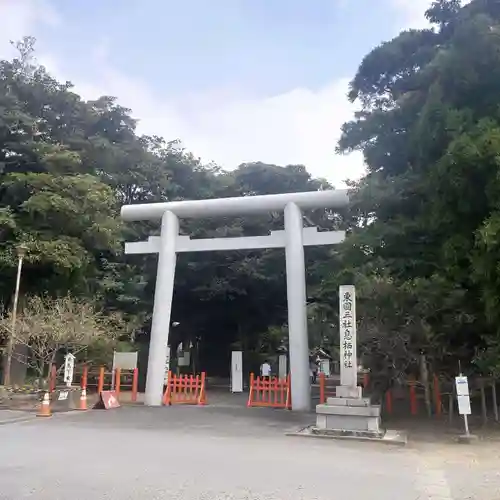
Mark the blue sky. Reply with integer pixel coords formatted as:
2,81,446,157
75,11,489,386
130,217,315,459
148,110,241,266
1,0,432,186
41,0,401,98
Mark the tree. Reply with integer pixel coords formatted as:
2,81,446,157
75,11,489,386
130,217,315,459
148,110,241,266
334,0,500,377
0,295,127,381
0,38,349,378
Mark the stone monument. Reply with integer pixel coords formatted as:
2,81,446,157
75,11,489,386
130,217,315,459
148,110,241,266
315,285,383,438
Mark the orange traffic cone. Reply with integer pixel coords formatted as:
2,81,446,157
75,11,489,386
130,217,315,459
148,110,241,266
79,388,88,411
37,391,52,418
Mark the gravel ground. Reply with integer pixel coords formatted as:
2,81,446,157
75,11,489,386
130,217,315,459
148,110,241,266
1,405,500,499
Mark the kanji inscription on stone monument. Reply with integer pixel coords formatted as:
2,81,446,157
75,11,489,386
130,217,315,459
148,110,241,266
339,285,357,388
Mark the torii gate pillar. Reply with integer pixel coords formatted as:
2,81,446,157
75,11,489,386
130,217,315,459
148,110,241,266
284,202,310,411
145,210,178,407
121,190,349,410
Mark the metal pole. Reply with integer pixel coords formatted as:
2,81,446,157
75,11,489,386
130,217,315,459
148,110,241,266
463,413,470,437
2,251,25,386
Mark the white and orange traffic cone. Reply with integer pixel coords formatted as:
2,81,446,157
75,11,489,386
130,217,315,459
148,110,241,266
37,391,52,418
79,388,88,411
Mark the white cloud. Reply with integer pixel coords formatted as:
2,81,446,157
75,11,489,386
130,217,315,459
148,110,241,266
0,0,60,57
0,0,477,188
51,5,500,188
0,1,366,187
389,0,433,29
391,0,472,30
69,67,364,187
177,82,362,185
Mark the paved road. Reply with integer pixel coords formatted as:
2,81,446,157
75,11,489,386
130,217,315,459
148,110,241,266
1,406,500,499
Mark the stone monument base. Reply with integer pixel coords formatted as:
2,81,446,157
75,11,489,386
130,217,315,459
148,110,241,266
316,394,382,437
287,425,407,446
305,389,407,445
335,385,363,399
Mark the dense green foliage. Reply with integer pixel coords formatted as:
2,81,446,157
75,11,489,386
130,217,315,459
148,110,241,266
2,0,500,380
334,0,500,378
0,38,339,375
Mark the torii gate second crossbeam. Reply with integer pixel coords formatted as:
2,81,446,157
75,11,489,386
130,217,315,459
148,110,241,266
121,190,349,411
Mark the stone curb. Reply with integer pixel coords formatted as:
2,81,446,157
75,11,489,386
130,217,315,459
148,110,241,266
286,425,408,447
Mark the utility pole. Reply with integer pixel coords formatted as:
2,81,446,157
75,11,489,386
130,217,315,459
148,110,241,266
2,245,27,386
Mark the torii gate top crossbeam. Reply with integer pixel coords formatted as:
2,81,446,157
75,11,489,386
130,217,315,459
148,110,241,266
121,189,348,222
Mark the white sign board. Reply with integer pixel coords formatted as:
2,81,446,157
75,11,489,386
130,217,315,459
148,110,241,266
455,376,471,415
58,390,69,401
320,359,331,377
111,351,139,389
339,285,357,387
63,353,75,387
457,395,471,415
455,376,469,396
278,354,288,379
113,351,138,370
178,351,190,367
231,351,243,393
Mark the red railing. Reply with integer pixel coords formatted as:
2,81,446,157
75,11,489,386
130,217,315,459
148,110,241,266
247,373,291,409
163,372,206,406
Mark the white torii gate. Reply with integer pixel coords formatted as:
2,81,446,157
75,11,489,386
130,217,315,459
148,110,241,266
121,190,349,411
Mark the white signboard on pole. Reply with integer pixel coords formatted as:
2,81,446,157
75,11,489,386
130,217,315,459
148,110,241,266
455,376,469,396
111,351,138,388
457,395,471,415
339,285,357,388
455,376,471,415
113,351,138,370
63,353,75,387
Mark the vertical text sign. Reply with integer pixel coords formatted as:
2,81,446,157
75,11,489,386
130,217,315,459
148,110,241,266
339,285,357,387
164,347,171,384
64,353,75,388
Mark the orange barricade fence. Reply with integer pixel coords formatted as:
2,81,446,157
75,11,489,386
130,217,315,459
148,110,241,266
82,366,114,394
163,371,206,406
48,364,138,402
383,387,414,416
320,372,325,403
319,373,336,404
247,373,291,409
113,368,139,402
49,363,90,392
71,366,114,394
383,382,420,417
319,373,343,403
351,375,498,420
319,373,371,404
